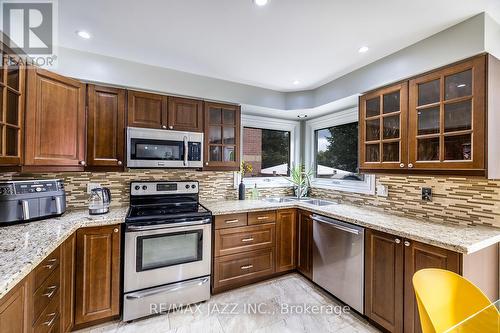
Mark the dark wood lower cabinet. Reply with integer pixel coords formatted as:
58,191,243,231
365,229,404,333
297,210,313,279
74,225,121,328
276,209,297,272
365,229,462,333
0,281,27,333
61,233,76,332
403,240,460,333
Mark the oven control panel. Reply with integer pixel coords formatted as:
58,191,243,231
130,181,198,196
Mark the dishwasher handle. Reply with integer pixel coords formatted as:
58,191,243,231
311,215,361,235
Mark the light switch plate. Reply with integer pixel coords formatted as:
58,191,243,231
87,182,101,194
376,185,388,197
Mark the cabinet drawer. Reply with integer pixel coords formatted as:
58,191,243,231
32,287,60,333
34,248,60,291
248,211,276,225
213,248,275,290
215,223,275,257
33,265,61,324
214,213,247,229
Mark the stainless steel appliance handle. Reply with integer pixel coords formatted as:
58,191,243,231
311,215,360,235
20,200,30,220
183,136,189,166
127,218,212,231
126,277,209,300
54,197,63,214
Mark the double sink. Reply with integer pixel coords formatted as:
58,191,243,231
262,197,337,207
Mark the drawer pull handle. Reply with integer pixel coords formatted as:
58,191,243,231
43,285,57,298
44,258,57,269
256,216,268,220
225,219,240,224
241,237,254,242
240,265,253,270
43,313,57,327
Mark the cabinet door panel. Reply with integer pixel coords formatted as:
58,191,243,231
61,233,75,333
75,225,120,326
403,240,460,333
297,211,312,279
365,229,404,333
168,97,203,132
408,56,485,172
359,82,408,170
0,282,26,333
25,68,85,168
87,85,126,168
276,209,297,272
127,91,167,129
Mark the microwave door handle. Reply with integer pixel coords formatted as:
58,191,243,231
183,136,189,166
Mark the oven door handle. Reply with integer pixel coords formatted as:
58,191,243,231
183,136,189,166
127,218,212,231
125,277,210,300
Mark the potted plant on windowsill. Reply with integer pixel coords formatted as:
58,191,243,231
239,161,253,200
285,164,313,199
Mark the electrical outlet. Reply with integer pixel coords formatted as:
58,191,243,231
87,182,101,194
376,185,388,197
422,187,432,201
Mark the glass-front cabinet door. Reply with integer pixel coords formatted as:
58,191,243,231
359,82,408,170
0,52,24,166
408,56,485,173
203,102,240,171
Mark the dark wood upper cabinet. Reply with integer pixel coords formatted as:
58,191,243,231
0,53,25,167
127,90,168,129
24,68,86,170
276,209,297,272
203,102,240,171
360,81,408,171
365,229,404,333
168,96,203,132
408,56,486,174
403,240,460,333
75,225,120,328
297,210,313,279
87,85,126,169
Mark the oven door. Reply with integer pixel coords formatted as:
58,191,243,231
127,127,203,168
124,219,211,292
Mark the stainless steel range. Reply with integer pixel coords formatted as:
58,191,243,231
123,181,212,321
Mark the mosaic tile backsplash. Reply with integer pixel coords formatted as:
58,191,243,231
1,170,499,228
310,175,500,228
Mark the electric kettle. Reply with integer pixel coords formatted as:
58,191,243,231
88,187,111,215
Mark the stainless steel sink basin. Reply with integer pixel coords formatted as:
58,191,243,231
300,199,337,206
262,197,336,206
262,197,298,203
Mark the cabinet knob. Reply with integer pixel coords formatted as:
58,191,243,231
117,161,123,166
399,163,405,168
395,238,401,244
161,125,167,129
408,163,414,168
79,161,86,166
169,125,174,129
114,228,119,233
205,162,209,166
404,241,411,247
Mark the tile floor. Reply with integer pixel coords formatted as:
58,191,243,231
75,273,380,333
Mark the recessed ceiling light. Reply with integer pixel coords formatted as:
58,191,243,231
293,80,300,85
254,0,268,6
297,114,308,119
76,30,91,39
358,46,369,53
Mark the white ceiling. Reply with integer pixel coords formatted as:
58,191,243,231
59,0,500,92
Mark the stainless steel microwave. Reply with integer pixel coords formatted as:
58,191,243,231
126,127,203,168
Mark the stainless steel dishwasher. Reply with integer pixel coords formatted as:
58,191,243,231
312,214,364,314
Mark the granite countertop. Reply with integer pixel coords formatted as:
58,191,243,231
0,207,128,300
202,199,500,255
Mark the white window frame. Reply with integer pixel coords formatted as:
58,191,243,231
237,114,300,188
304,107,375,195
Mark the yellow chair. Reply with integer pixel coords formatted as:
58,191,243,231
413,268,499,333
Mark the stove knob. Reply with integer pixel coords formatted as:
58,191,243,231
134,185,140,191
142,185,148,191
35,187,42,192
191,184,196,189
185,184,190,189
